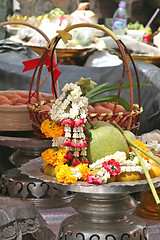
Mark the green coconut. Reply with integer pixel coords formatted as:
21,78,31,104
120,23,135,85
86,121,129,163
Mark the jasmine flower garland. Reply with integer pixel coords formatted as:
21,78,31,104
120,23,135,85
89,151,151,183
50,83,88,122
50,83,89,165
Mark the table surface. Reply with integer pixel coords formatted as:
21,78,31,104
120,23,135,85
39,206,160,240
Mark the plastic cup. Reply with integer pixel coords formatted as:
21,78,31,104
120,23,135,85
126,30,145,41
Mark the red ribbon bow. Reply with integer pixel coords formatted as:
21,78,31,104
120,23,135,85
22,53,61,84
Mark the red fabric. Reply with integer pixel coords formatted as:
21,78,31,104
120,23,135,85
22,54,61,95
22,54,61,80
22,58,40,72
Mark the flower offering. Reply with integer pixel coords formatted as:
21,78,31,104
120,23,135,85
40,80,160,196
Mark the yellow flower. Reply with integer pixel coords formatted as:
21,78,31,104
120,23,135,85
133,139,149,161
55,164,77,184
55,163,64,172
76,163,91,181
40,119,64,138
54,163,91,184
41,147,67,167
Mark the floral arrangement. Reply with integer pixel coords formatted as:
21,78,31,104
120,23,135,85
41,83,89,167
40,80,160,198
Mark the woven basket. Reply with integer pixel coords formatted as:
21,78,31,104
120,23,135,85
0,21,56,133
26,22,142,136
1,21,142,136
0,90,54,132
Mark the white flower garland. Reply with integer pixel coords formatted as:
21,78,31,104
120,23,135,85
89,151,151,181
50,83,89,165
50,83,88,122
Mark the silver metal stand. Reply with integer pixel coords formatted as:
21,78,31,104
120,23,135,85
20,157,160,239
0,135,74,208
58,193,147,239
1,168,74,209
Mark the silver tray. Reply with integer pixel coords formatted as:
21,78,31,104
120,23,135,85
20,157,160,194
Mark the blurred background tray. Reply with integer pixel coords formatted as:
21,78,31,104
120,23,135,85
25,45,94,65
108,49,160,67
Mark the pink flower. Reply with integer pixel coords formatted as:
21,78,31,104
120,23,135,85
71,159,82,166
62,131,65,137
74,118,84,127
71,157,89,166
61,119,75,126
95,178,103,185
71,159,78,166
85,136,89,141
79,140,87,148
62,139,72,146
102,159,121,177
61,119,68,125
71,140,78,147
87,174,94,184
71,140,84,147
84,159,89,165
87,174,103,185
78,157,89,165
64,152,73,160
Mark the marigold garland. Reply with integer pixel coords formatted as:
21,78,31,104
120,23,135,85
133,139,149,161
40,119,64,138
76,163,92,181
55,164,77,184
41,147,67,167
54,163,91,184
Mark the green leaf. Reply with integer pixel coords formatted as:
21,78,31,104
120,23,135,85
101,82,151,92
131,146,160,206
89,95,130,111
86,82,110,99
86,82,152,99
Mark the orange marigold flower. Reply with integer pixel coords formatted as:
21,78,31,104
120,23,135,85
41,147,67,167
55,163,64,172
40,119,64,138
133,139,149,161
76,163,91,181
55,164,77,184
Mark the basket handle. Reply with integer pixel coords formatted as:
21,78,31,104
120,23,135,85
0,21,141,130
45,23,141,129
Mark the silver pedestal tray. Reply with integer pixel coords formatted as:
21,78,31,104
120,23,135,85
20,157,160,240
0,135,74,208
0,168,74,209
